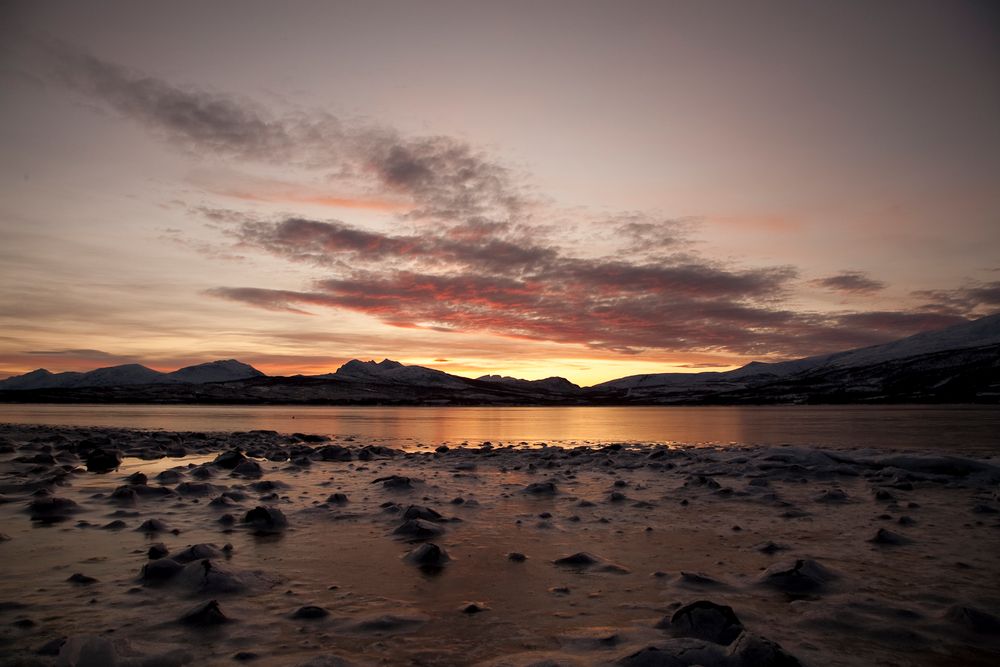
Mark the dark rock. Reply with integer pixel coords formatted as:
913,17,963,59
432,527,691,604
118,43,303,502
402,505,443,522
141,558,183,582
372,474,413,489
392,519,445,540
403,542,450,568
126,472,148,485
213,450,247,469
318,445,352,462
292,605,329,619
136,518,172,533
758,559,837,594
617,646,686,666
944,605,1000,634
231,460,263,479
242,506,287,534
667,600,744,645
728,632,802,666
67,573,98,585
173,543,224,563
326,493,349,504
85,448,121,473
523,481,557,495
507,552,527,562
869,528,910,546
148,543,169,559
179,599,229,626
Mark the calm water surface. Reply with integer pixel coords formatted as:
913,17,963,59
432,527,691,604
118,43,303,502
1,404,998,452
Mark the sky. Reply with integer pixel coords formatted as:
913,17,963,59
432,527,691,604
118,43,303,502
1,0,998,386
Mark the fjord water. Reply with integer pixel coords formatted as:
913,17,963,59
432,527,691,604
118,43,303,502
0,404,997,451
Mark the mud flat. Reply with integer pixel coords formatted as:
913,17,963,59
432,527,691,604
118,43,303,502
0,423,998,666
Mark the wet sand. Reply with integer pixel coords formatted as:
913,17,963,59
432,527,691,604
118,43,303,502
0,423,998,666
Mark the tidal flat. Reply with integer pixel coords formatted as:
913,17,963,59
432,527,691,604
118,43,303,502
0,424,998,666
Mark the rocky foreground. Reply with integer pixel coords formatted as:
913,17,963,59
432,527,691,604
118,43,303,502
0,425,998,666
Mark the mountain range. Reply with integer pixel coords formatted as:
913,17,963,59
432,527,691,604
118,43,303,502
1,313,998,404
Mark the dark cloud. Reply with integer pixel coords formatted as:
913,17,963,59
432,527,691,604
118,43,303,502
26,348,134,360
207,212,970,358
41,44,989,362
810,271,886,295
912,280,1000,314
44,43,528,224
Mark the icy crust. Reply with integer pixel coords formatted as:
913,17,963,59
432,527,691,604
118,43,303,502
0,424,998,666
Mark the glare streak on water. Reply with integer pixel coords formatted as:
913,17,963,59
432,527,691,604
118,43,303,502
0,404,998,452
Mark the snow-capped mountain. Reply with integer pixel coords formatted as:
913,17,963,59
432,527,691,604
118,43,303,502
0,359,265,391
597,313,1000,391
478,374,581,393
166,359,265,384
317,359,470,389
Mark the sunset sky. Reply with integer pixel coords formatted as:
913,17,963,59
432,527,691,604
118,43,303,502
1,1,998,385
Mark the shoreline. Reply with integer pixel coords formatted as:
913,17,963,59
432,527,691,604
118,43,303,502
0,424,998,666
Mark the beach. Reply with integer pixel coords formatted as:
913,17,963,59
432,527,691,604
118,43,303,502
0,423,998,666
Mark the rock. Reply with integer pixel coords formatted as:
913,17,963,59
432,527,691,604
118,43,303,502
869,528,910,546
175,482,218,497
507,552,527,562
318,445,352,461
136,518,172,533
67,573,98,585
155,470,184,484
179,599,229,626
679,572,724,586
403,542,450,568
326,493,349,504
462,602,489,614
814,489,849,503
553,551,630,574
372,474,413,489
944,605,1000,634
727,632,802,666
554,552,601,566
393,519,445,540
27,496,80,521
616,646,687,666
758,559,837,594
402,504,443,522
212,449,247,469
148,543,169,559
242,506,287,534
523,481,557,495
347,613,428,633
125,472,148,485
85,448,121,473
292,605,330,619
666,600,744,645
101,520,128,531
173,543,224,563
755,542,787,555
141,558,183,582
232,459,263,479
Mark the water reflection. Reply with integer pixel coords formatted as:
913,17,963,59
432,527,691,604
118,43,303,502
1,404,998,451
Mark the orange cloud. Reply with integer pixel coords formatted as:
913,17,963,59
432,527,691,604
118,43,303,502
219,187,407,212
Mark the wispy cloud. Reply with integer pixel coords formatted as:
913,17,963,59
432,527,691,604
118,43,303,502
38,42,990,362
810,271,886,295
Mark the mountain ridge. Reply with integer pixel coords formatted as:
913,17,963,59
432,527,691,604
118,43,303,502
1,313,997,403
